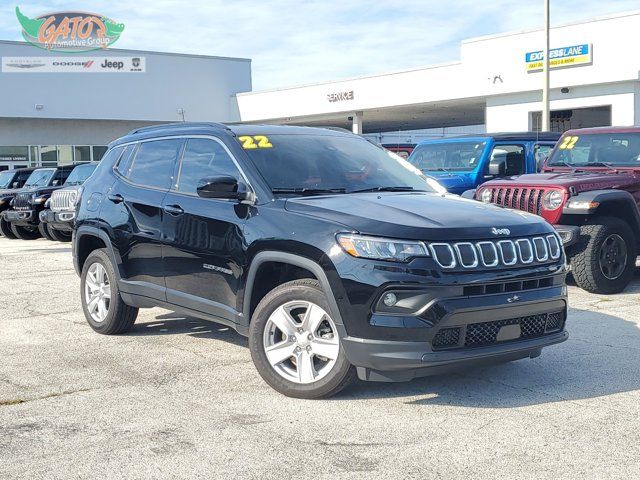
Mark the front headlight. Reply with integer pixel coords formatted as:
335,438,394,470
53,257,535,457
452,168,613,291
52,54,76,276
480,189,492,203
337,233,429,262
543,190,563,210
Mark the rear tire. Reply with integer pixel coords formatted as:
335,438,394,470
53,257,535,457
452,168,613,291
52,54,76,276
249,279,356,399
48,226,72,242
80,248,139,335
10,223,41,240
0,216,16,239
571,217,636,294
38,222,55,241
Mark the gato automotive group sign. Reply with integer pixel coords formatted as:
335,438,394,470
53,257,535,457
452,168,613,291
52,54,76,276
15,6,125,52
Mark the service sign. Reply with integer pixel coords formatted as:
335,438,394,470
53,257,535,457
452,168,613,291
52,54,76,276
2,56,146,73
15,6,125,52
525,44,592,72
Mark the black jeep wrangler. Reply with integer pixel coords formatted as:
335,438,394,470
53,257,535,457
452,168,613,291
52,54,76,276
0,167,36,237
39,163,98,242
73,123,568,398
2,165,79,240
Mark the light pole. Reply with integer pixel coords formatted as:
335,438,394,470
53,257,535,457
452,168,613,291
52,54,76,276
542,0,550,131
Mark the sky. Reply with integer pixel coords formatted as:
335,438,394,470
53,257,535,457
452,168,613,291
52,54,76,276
0,0,638,90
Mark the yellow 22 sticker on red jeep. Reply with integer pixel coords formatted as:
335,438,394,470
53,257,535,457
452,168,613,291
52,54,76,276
559,135,579,150
238,135,273,149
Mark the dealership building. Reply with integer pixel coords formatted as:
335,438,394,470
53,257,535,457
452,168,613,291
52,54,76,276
1,10,640,169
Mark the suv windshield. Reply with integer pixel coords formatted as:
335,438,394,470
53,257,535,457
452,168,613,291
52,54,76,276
548,132,640,167
24,168,55,187
64,164,97,186
408,141,487,172
238,134,434,194
0,171,14,189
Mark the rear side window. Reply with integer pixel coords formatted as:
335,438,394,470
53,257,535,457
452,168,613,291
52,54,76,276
115,144,137,177
127,139,183,189
176,138,242,194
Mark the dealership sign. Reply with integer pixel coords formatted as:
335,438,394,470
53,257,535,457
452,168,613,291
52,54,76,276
525,44,592,72
1,57,146,73
327,90,355,103
15,6,124,52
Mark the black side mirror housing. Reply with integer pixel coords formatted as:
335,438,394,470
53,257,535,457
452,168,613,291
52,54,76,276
488,158,506,176
196,175,255,204
52,179,60,186
12,182,20,189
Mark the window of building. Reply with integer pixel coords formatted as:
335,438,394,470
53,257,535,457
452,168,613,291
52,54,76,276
0,146,29,163
74,146,92,163
40,146,58,166
58,146,73,165
128,139,183,189
176,138,241,194
92,146,108,162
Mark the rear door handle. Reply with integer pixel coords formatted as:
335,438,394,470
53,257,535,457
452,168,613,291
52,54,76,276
163,204,184,216
108,194,124,204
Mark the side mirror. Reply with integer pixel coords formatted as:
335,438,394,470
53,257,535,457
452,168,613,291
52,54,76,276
52,179,60,186
537,154,550,171
196,175,255,204
12,182,19,189
488,158,506,176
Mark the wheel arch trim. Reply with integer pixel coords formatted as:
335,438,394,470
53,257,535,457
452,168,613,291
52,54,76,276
73,226,121,280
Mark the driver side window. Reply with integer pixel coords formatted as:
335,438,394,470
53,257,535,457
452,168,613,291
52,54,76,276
176,138,242,195
488,144,525,177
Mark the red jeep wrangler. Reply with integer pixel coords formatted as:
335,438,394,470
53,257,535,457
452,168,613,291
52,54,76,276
476,127,640,294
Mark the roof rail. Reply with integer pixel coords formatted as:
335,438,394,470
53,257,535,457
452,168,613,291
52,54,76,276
127,122,230,135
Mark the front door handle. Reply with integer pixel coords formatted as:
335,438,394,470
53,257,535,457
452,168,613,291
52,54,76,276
163,204,184,216
108,193,124,204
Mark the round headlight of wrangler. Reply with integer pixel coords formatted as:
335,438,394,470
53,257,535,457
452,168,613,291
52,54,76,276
543,190,563,210
480,189,492,203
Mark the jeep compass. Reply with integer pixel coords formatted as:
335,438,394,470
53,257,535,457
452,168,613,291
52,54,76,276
73,123,568,398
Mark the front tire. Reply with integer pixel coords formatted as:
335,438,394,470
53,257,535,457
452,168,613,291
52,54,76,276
48,226,72,242
571,217,636,294
80,248,139,334
0,217,16,239
249,279,356,399
10,223,40,240
38,222,55,241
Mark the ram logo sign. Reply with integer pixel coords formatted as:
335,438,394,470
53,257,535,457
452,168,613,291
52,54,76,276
525,44,592,72
15,6,125,52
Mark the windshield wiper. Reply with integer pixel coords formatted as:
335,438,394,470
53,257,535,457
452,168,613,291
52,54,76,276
548,160,576,172
348,186,419,193
583,162,616,170
272,187,346,196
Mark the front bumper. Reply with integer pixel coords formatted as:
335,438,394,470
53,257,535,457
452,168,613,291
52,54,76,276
39,209,75,232
338,283,568,381
2,209,37,226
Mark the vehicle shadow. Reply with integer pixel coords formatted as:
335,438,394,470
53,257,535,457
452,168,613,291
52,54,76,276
337,306,640,407
129,313,248,348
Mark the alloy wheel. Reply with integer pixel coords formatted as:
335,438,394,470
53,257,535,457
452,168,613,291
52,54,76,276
263,300,340,384
84,262,111,323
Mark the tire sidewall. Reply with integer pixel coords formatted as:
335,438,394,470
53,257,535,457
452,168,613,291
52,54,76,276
0,216,16,239
248,280,354,399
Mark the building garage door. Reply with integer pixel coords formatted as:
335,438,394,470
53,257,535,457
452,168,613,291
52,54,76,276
531,106,612,133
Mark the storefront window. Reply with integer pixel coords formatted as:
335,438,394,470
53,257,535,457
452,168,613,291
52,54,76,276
58,146,73,165
0,146,29,163
40,146,58,166
92,146,108,161
74,146,92,163
29,146,38,166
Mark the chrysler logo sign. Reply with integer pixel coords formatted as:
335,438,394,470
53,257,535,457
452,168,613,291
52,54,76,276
327,90,354,103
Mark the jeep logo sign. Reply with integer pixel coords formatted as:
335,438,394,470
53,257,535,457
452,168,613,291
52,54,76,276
327,90,354,103
491,227,511,236
101,59,124,70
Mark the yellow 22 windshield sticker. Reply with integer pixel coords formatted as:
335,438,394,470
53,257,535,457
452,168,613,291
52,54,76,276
559,136,579,150
238,135,273,149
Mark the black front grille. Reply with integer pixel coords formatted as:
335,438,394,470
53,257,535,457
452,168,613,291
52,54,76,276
432,311,565,350
13,193,30,210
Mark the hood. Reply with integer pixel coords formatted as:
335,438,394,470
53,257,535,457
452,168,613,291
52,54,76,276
284,192,552,241
482,170,640,193
16,185,62,197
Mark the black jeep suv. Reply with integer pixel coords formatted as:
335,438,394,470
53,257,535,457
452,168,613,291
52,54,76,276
73,123,568,398
2,165,79,240
0,167,36,237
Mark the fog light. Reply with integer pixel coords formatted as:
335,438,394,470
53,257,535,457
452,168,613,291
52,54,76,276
382,292,397,307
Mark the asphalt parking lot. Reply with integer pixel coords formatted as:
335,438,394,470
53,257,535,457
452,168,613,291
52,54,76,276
1,237,639,479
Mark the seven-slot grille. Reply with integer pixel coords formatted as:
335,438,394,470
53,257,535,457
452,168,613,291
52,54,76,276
12,192,31,210
50,190,76,211
428,235,561,270
482,187,548,214
432,311,565,350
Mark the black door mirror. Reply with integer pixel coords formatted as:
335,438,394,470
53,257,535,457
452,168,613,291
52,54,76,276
197,176,255,203
12,181,20,189
488,158,506,176
52,179,60,186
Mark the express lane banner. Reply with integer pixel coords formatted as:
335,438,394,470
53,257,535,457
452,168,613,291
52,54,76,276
525,44,592,72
